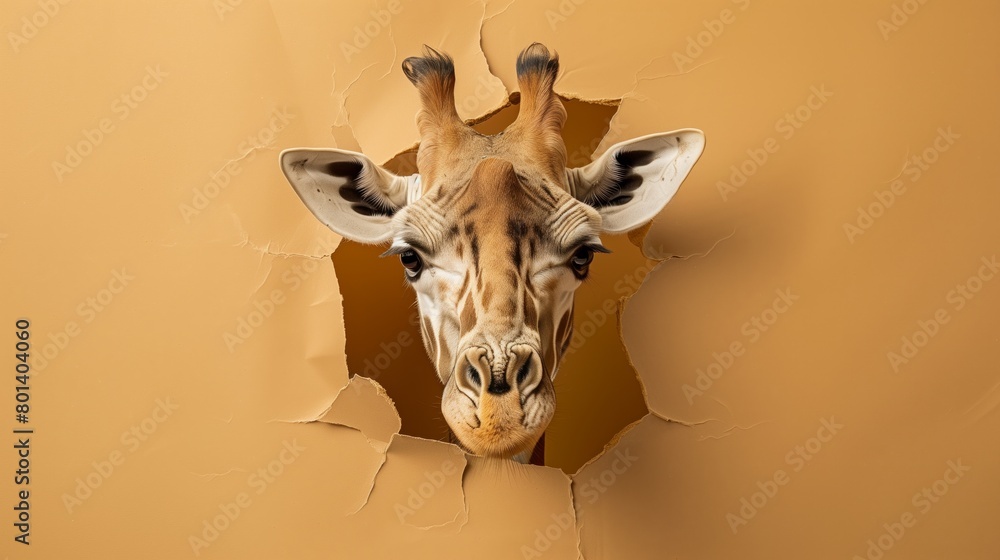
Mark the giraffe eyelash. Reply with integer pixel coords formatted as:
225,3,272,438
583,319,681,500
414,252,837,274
380,245,412,258
380,239,431,258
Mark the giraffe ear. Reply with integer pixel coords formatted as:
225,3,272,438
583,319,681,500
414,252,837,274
567,130,705,234
279,148,421,244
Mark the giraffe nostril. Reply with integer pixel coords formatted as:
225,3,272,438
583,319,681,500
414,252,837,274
513,349,543,397
467,364,481,387
516,360,530,385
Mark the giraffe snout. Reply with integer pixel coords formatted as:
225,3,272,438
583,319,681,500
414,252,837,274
455,345,544,401
444,345,554,459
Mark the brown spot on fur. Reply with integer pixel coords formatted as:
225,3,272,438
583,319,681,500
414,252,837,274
481,282,493,309
524,295,538,327
507,219,527,269
532,224,547,241
460,293,477,334
470,234,480,272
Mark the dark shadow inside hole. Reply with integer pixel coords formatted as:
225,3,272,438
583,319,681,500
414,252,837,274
334,98,651,474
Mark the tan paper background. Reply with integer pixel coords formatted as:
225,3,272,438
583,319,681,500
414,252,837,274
2,0,998,558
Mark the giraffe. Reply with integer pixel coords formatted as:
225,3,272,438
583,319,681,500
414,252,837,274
279,43,704,463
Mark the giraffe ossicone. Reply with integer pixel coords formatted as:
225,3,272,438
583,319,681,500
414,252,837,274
280,43,704,462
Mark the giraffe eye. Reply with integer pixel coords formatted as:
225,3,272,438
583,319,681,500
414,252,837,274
570,246,594,274
399,250,422,278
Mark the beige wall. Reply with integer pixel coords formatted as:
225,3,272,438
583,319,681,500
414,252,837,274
2,0,997,558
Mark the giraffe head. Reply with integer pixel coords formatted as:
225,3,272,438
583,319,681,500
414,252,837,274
280,44,704,461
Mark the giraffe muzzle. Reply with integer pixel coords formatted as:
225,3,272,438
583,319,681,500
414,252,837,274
442,343,554,458
454,345,544,402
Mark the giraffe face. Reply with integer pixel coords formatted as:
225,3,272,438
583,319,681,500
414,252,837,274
280,44,705,461
388,158,606,458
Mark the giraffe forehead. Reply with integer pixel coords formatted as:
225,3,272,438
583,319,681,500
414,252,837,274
392,157,601,259
447,160,596,248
